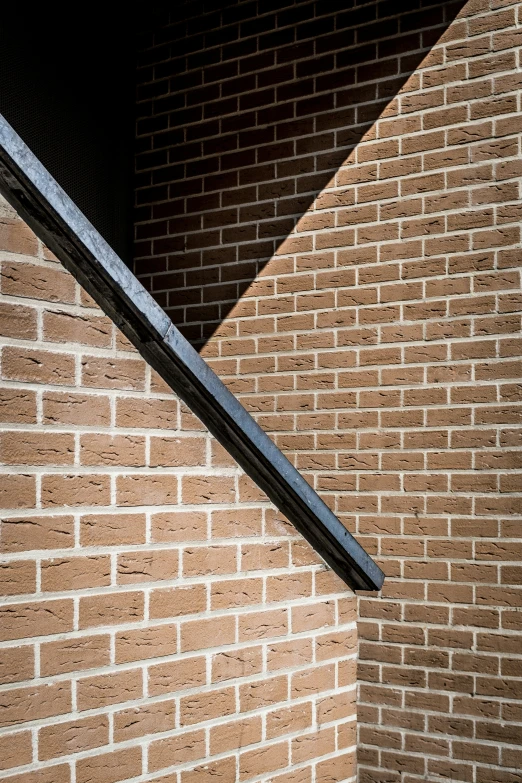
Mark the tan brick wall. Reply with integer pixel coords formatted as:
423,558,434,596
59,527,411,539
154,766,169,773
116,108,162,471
0,197,357,783
134,0,522,780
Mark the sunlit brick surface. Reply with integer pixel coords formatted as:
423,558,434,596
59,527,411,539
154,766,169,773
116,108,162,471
135,1,522,780
0,198,357,783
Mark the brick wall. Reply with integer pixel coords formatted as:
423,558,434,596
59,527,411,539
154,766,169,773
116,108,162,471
135,1,522,781
0,197,358,783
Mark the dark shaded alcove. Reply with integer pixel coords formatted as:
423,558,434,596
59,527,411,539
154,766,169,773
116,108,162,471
0,4,136,262
133,0,467,346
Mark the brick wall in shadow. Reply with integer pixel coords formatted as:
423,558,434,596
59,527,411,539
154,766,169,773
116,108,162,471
134,0,466,346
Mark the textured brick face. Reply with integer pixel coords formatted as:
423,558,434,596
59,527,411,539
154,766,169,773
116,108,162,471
135,1,522,781
0,200,356,781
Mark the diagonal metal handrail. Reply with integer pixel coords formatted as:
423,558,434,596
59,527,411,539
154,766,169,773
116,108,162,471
0,114,384,592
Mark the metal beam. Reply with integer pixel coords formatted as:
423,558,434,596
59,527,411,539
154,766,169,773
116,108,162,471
0,114,384,592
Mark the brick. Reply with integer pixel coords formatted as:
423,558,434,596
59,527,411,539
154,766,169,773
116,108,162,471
150,583,206,619
117,474,178,505
239,741,289,779
0,731,33,771
149,656,207,696
181,615,236,652
42,391,111,426
0,645,34,685
38,715,109,760
79,591,144,629
1,260,74,302
148,729,206,772
1,431,75,466
212,646,263,683
81,355,146,390
41,474,110,507
77,668,143,710
116,396,179,428
0,766,70,783
76,747,142,783
180,686,236,726
0,682,71,728
41,555,111,591
80,434,145,466
210,715,262,753
80,513,146,546
113,700,175,741
152,510,208,541
43,310,112,347
0,301,37,339
181,757,237,783
0,388,37,423
0,599,73,642
40,635,111,676
2,347,75,385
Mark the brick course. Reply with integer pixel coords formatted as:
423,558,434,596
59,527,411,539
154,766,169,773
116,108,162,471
0,197,356,782
134,1,522,780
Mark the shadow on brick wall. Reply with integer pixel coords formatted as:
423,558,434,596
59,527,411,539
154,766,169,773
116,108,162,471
134,0,466,346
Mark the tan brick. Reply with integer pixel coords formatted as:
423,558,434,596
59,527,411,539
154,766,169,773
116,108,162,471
0,731,33,771
0,389,37,424
1,431,74,466
181,757,237,783
116,396,179,428
0,645,34,685
148,656,207,696
40,634,111,676
0,765,71,783
117,549,179,584
1,260,73,301
77,668,143,710
240,741,289,779
150,583,206,620
43,391,111,426
81,355,145,390
0,474,36,509
267,701,313,740
43,310,112,347
38,715,109,760
0,560,36,595
0,301,37,339
116,624,178,664
0,599,73,642
76,747,142,783
183,544,237,577
210,716,262,753
239,608,288,642
79,591,144,629
80,434,145,466
113,700,175,741
180,686,236,726
152,510,208,542
0,682,71,728
2,347,75,385
181,474,236,504
181,616,236,652
150,436,206,466
117,474,178,506
148,729,206,772
41,555,111,591
80,513,146,546
41,474,110,508
211,577,263,610
211,646,263,683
